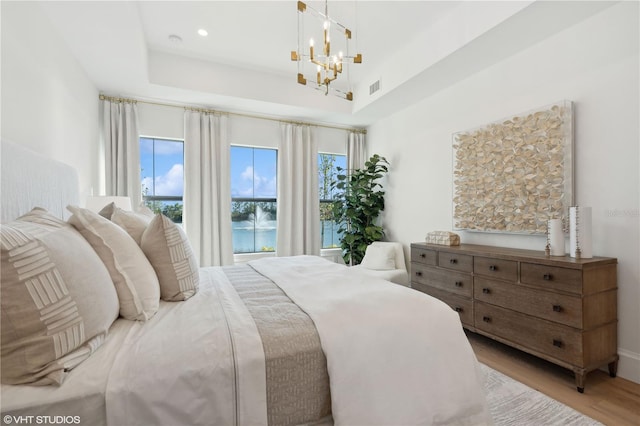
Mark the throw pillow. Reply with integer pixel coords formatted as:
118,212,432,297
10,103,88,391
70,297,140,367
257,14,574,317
360,244,396,271
1,208,119,385
141,214,199,301
111,207,153,246
98,202,116,219
67,205,160,321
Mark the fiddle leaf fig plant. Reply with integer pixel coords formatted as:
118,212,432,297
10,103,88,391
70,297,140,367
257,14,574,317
331,154,389,265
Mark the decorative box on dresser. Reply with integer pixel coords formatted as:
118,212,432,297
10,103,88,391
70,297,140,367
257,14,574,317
410,242,618,393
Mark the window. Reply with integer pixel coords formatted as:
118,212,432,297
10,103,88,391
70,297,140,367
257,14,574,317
319,153,346,249
140,137,184,223
231,146,277,253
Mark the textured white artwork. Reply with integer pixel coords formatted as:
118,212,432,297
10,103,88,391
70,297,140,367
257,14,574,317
453,101,573,234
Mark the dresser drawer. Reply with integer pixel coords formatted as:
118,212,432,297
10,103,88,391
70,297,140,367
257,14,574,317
474,256,518,282
475,302,581,365
411,247,437,266
474,277,582,328
438,252,473,273
521,263,582,295
411,284,473,326
411,264,471,297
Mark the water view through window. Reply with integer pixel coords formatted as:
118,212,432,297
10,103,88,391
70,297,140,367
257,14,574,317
230,148,345,253
140,141,344,253
231,147,277,253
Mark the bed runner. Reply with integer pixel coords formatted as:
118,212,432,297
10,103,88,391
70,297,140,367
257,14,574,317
223,265,331,425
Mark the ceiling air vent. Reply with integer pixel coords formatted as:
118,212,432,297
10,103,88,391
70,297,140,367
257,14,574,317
369,80,380,95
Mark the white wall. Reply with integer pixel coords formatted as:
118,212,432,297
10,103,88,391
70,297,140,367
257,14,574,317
138,102,349,154
1,2,100,202
367,2,639,383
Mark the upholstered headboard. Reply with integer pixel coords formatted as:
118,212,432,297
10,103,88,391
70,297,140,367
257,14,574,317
1,140,79,222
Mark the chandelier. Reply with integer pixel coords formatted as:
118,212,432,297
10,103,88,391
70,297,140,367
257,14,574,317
291,0,362,101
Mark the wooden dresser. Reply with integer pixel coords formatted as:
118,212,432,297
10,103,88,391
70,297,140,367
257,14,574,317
410,242,618,392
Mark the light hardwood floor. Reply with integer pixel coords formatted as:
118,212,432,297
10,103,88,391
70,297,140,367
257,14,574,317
467,331,640,426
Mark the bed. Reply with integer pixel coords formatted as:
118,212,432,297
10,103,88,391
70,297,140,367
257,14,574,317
0,140,491,426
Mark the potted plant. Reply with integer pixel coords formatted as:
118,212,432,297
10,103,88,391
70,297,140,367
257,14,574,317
331,154,389,265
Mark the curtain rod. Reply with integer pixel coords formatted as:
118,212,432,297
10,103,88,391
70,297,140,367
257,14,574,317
98,94,367,134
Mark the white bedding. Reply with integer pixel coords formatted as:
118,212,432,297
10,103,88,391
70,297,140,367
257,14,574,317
250,256,492,426
105,267,267,426
0,319,134,426
2,257,491,426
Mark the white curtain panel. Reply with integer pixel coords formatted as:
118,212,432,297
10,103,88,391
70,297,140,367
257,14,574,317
103,99,141,207
347,131,366,173
183,111,234,266
277,123,320,256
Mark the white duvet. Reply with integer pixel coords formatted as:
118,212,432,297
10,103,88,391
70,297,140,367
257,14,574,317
7,256,490,426
250,256,492,426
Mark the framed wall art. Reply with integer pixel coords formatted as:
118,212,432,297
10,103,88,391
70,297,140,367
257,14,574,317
452,100,574,234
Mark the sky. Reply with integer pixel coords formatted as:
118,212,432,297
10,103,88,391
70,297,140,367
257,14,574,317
140,138,344,199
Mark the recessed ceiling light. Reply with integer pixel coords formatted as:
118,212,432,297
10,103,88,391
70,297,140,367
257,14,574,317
168,34,183,45
198,29,208,37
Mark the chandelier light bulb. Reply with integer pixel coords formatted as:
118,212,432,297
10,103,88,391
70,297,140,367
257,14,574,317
309,38,314,47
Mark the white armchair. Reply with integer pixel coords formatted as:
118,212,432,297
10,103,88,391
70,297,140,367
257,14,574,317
351,241,409,286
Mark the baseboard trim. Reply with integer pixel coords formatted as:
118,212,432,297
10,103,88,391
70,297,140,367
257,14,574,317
617,348,640,383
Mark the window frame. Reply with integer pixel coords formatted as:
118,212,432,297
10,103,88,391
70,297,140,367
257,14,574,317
318,151,346,251
230,145,278,255
139,136,185,223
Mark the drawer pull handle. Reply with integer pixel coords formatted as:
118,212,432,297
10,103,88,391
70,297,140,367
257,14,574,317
420,253,426,258
482,316,492,323
553,339,563,348
553,304,563,312
454,281,463,287
489,265,497,271
482,288,491,294
543,273,553,281
415,271,423,277
449,258,458,265
454,307,463,313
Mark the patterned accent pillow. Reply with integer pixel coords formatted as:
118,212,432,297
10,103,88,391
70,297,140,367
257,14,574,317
1,208,119,385
141,214,199,301
67,206,160,321
111,207,153,246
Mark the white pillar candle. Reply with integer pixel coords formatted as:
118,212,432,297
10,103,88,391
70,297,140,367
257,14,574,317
548,219,565,256
570,206,593,259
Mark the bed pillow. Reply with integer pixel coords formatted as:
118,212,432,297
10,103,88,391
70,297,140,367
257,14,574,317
98,202,116,219
136,202,155,217
360,244,396,270
1,208,119,385
67,206,160,321
141,214,199,301
111,207,153,245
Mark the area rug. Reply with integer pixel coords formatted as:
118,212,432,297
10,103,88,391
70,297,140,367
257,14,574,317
482,363,602,425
